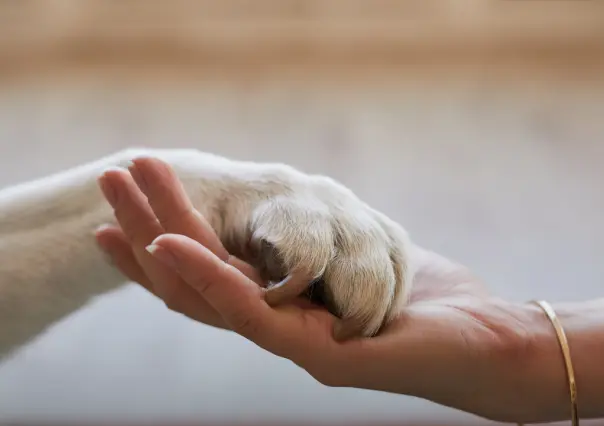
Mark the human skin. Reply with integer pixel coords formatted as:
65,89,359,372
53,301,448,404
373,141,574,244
96,158,604,424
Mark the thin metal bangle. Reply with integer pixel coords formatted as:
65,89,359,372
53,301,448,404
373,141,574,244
527,300,579,426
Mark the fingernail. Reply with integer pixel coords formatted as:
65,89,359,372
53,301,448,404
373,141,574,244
146,244,178,270
127,160,148,193
95,224,114,234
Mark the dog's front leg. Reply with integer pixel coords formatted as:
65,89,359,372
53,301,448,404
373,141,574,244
0,148,267,360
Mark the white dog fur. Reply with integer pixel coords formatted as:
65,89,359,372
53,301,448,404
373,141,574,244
0,148,415,360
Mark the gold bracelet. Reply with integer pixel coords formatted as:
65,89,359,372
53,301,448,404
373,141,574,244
531,300,579,426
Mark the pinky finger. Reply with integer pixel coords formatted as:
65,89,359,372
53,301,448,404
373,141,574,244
95,224,155,293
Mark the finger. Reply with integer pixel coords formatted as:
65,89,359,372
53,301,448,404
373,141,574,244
146,234,278,342
95,224,155,293
98,168,190,296
98,167,163,248
97,219,263,287
127,157,266,286
98,169,227,327
128,157,229,261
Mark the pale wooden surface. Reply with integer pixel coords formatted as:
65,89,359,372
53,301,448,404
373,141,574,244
0,75,602,424
3,0,603,47
1,0,604,83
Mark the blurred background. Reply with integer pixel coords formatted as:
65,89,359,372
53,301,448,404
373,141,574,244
0,1,603,425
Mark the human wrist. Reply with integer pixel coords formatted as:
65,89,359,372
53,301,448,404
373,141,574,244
515,299,604,423
337,297,604,423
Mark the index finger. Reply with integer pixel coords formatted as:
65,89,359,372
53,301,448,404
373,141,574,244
128,156,229,262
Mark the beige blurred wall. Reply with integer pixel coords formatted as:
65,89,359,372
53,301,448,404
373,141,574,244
1,0,603,83
0,2,603,425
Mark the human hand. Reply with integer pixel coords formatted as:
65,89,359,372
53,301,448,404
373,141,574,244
95,158,342,372
95,158,570,424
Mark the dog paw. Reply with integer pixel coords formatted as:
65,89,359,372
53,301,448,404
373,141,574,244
233,173,414,340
